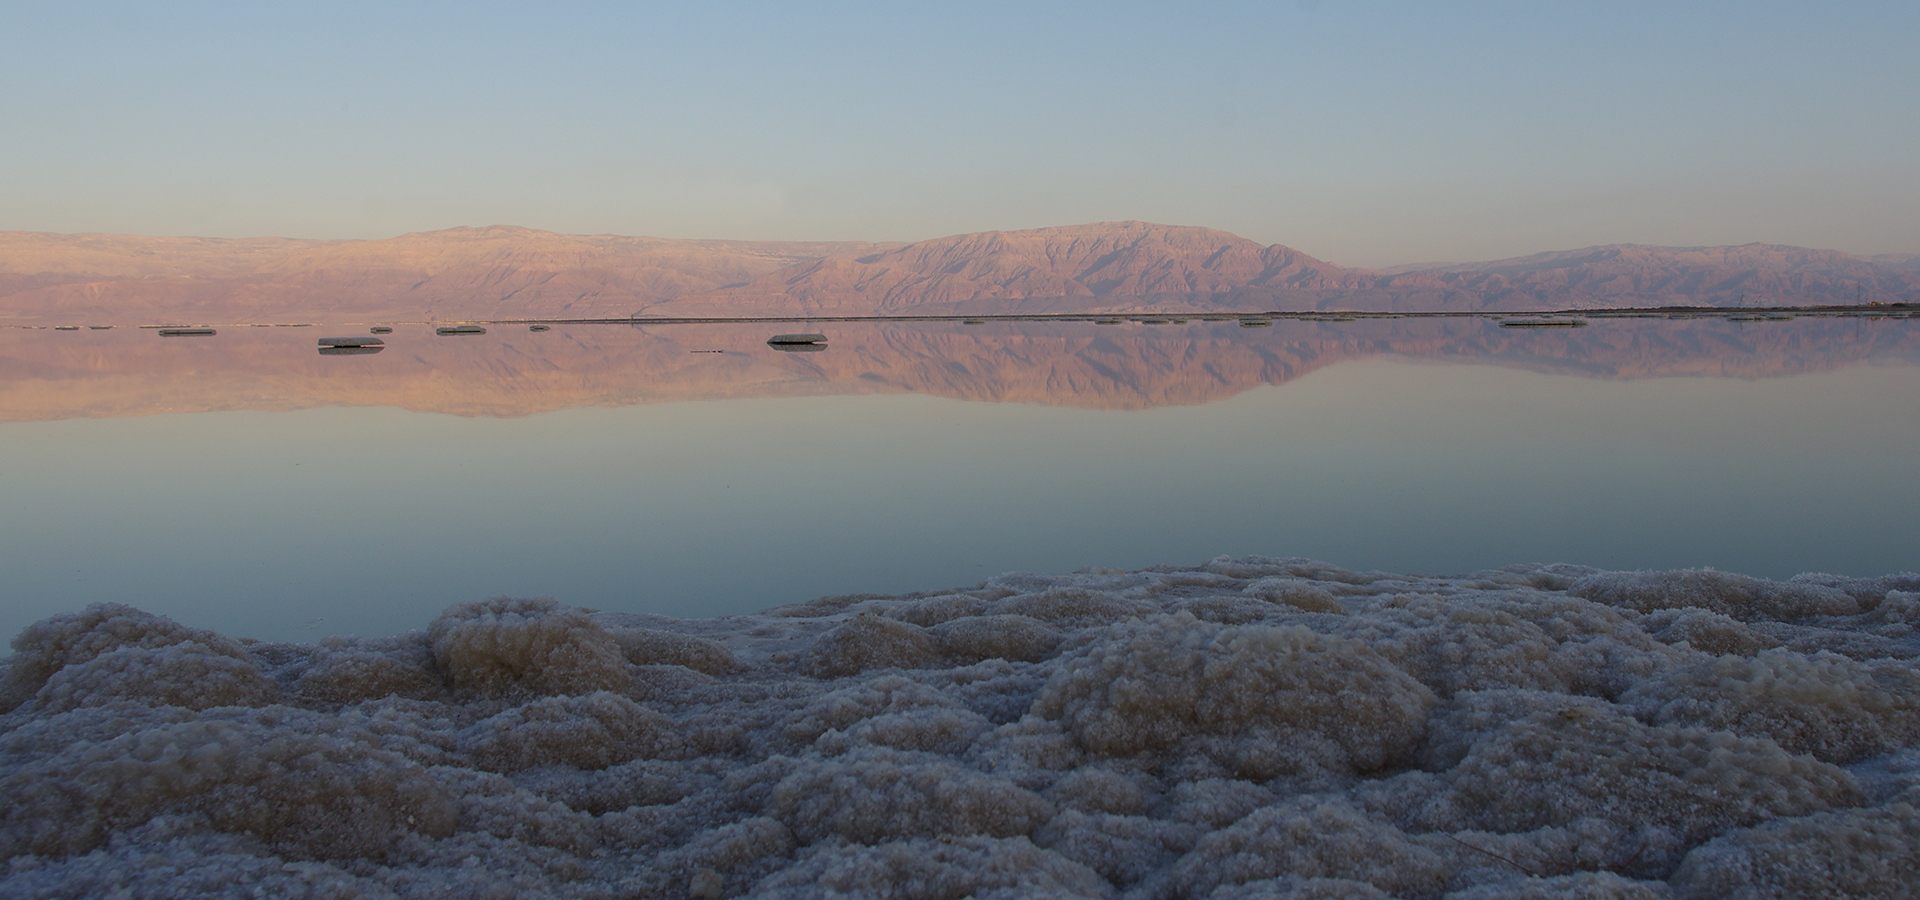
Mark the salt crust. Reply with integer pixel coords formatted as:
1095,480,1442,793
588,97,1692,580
2,560,1916,898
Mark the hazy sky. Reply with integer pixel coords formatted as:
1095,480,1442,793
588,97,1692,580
5,1,1916,266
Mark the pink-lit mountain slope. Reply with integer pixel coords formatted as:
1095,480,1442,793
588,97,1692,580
1375,243,1920,309
3,223,1916,325
0,227,898,325
643,224,1920,317
640,222,1376,316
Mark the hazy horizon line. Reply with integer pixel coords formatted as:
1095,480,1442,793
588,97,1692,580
7,220,1915,273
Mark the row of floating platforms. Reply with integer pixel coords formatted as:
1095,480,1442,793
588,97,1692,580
318,324,534,353
309,328,831,357
30,306,1910,344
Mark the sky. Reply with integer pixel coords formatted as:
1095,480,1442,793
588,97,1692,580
4,1,1917,267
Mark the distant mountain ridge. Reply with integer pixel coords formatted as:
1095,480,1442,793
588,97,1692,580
0,226,900,324
1369,242,1911,310
650,222,1375,317
2,222,1915,324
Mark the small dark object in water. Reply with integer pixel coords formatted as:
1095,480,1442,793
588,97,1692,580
1138,317,1169,325
319,337,385,348
529,324,551,332
369,326,394,334
319,346,385,356
158,328,217,336
54,325,80,331
1499,318,1587,328
767,333,827,345
436,325,487,336
1239,319,1271,327
962,318,986,325
88,325,113,330
769,342,826,352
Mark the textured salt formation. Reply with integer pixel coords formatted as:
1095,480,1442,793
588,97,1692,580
2,560,1916,898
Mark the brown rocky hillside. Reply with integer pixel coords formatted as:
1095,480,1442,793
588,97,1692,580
641,222,1375,316
2,223,1915,325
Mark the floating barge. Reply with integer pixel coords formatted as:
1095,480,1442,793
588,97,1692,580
435,325,487,336
157,328,217,337
767,333,827,346
1498,318,1588,328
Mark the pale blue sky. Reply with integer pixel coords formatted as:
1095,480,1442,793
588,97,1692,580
5,1,1916,265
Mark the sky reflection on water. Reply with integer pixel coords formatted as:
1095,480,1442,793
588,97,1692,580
2,318,1917,642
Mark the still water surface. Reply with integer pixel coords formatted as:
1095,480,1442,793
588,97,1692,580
3,317,1916,642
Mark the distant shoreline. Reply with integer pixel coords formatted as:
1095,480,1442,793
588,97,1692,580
8,302,1915,331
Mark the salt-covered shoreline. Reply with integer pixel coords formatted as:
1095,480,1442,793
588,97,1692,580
3,559,1917,898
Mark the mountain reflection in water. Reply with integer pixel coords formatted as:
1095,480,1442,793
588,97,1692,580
1,316,1916,643
4,316,1918,422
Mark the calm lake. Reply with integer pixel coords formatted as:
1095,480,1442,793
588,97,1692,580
3,315,1917,643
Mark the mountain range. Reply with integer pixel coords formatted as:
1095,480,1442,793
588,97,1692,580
2,222,1917,325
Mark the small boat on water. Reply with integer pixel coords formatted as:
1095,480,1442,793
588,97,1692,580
53,325,79,331
767,333,827,346
88,325,113,330
319,337,384,348
1499,318,1587,328
435,325,487,336
318,346,384,356
369,326,394,334
157,328,217,337
529,324,551,332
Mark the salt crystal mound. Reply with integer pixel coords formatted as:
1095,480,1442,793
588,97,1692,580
1,561,1916,899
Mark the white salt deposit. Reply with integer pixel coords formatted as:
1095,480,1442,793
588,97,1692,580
2,559,1916,898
